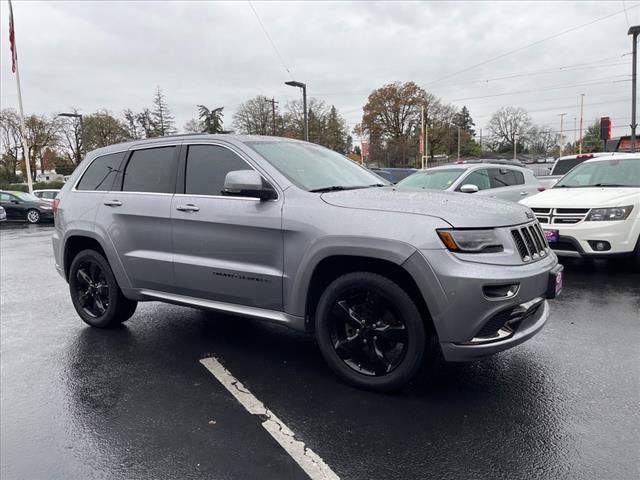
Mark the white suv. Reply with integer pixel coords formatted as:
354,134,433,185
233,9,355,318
521,154,640,258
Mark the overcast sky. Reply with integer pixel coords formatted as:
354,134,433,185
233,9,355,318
1,0,638,143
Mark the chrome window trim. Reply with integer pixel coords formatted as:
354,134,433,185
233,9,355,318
173,193,261,202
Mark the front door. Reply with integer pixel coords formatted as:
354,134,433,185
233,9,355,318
171,143,283,311
0,192,22,219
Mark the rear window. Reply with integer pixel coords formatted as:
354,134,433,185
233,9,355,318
122,147,177,193
552,158,586,175
76,152,126,191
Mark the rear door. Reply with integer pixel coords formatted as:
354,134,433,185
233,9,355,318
171,143,283,310
487,167,528,201
95,145,178,292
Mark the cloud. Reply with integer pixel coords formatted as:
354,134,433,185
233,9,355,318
1,0,637,139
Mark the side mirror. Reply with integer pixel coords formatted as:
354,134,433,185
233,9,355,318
460,184,479,193
223,170,276,200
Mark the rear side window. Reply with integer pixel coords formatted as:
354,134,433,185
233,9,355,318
122,147,177,193
552,158,584,175
489,168,524,187
185,145,253,196
76,152,125,191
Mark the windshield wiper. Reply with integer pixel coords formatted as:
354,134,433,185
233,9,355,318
309,185,379,193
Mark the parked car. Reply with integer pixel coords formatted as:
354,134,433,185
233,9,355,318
0,190,54,223
368,167,418,183
396,163,544,202
456,158,526,167
0,205,6,222
521,154,640,259
536,152,624,189
53,135,561,391
33,189,61,203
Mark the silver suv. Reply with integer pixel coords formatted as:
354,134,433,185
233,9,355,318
53,135,562,391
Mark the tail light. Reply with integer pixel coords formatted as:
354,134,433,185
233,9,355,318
576,154,594,159
51,198,59,214
537,187,546,192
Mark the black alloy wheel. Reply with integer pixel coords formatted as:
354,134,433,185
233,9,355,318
315,272,427,391
69,249,137,328
74,259,110,318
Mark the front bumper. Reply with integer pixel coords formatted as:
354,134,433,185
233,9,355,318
403,249,559,362
542,218,639,257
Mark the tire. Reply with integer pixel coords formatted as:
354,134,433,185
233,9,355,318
26,209,40,224
68,249,137,328
315,272,427,392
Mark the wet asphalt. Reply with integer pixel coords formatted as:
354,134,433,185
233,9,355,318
1,223,638,480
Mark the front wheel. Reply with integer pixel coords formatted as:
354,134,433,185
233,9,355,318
68,249,137,328
315,272,427,392
26,209,40,224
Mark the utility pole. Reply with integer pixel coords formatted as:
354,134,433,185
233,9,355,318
479,128,483,153
513,133,517,161
558,113,567,158
573,117,577,146
457,126,461,161
266,98,278,136
578,93,585,154
421,105,425,169
629,26,640,152
425,117,429,169
284,81,308,141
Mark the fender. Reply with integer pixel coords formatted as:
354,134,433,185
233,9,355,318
284,235,419,317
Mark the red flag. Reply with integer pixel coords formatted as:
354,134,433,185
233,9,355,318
361,141,369,158
9,0,17,73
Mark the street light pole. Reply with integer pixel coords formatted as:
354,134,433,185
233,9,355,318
628,26,640,152
578,93,585,154
457,126,461,161
284,80,308,141
558,113,566,158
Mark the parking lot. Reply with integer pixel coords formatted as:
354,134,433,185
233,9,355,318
1,223,638,480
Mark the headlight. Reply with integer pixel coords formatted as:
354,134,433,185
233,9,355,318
585,205,633,221
437,229,504,253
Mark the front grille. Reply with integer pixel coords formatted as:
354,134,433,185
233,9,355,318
511,222,549,262
530,207,590,225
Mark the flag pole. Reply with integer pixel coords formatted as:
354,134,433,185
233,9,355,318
9,0,33,193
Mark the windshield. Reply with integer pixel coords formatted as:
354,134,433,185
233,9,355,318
396,169,463,190
13,191,39,201
555,158,640,188
247,141,389,191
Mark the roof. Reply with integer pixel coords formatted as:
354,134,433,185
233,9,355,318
424,162,531,172
582,153,640,164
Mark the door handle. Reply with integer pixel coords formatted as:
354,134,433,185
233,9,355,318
103,200,122,207
176,204,200,212
519,191,529,196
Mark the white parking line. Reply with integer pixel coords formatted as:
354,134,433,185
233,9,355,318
200,357,340,480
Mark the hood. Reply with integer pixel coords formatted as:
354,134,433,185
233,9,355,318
321,187,534,228
521,187,640,208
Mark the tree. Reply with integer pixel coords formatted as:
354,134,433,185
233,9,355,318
324,106,349,153
83,110,129,150
0,109,22,180
357,82,435,166
122,109,144,140
232,95,276,135
59,108,84,165
581,120,602,153
183,118,203,133
198,105,230,134
528,126,559,155
487,106,532,152
23,114,61,176
150,87,176,136
453,106,475,136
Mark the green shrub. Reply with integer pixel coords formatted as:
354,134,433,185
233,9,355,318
0,181,65,192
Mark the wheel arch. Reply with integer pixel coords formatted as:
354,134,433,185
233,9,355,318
302,254,436,336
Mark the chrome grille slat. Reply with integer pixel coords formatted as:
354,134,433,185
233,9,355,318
511,221,548,263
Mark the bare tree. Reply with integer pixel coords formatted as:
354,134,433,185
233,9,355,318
183,118,202,133
232,95,274,135
83,110,129,150
23,114,61,176
527,126,559,155
487,106,532,152
151,87,176,136
59,108,84,165
0,109,23,180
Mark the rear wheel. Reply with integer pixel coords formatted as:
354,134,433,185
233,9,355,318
26,209,40,224
68,249,137,328
315,272,427,392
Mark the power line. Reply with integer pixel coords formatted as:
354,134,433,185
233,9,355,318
451,76,630,102
247,1,293,78
424,4,640,87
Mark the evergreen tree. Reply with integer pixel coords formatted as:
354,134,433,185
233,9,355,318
150,87,176,137
198,105,230,134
